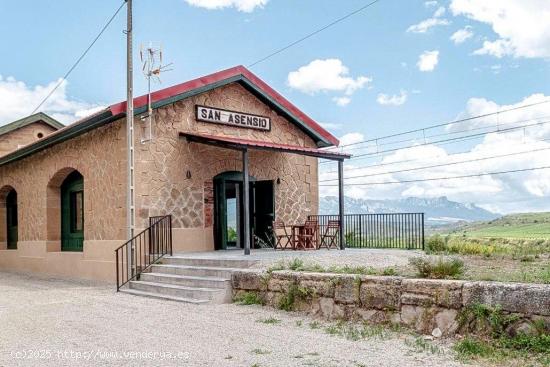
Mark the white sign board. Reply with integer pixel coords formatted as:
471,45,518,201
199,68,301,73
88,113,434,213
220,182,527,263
195,105,271,132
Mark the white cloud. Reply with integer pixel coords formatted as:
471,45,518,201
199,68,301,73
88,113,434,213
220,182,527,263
407,5,450,33
450,0,550,58
0,76,103,126
424,1,438,8
288,59,371,106
339,132,365,147
377,90,408,106
417,50,440,71
450,26,473,44
407,18,450,33
433,6,446,17
332,96,351,107
320,94,550,213
184,0,267,12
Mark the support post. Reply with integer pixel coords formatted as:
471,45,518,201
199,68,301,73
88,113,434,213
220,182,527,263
338,159,345,250
126,0,135,277
242,149,251,255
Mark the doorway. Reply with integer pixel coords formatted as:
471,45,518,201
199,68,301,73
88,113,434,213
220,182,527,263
6,190,17,250
213,171,274,250
61,171,84,252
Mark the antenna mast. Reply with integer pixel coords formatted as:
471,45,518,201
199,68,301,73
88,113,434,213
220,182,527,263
139,43,172,143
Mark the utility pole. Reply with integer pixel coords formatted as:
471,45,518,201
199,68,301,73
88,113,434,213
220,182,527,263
126,0,135,277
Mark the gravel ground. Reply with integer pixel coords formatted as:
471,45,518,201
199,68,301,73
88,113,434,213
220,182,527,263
0,271,468,367
178,248,422,269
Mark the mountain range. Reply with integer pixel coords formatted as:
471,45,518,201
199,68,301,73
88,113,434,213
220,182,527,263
319,196,500,226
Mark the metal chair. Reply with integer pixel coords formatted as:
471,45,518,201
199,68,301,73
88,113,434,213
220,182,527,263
273,220,293,250
296,220,318,250
319,220,340,250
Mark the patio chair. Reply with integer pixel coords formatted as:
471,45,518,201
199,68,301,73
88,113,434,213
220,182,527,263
319,220,340,250
296,220,318,250
273,220,293,250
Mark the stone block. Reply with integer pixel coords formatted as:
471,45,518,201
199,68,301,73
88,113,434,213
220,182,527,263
267,271,297,292
297,273,336,298
231,270,266,290
360,276,401,310
463,281,550,316
334,275,361,304
401,278,463,309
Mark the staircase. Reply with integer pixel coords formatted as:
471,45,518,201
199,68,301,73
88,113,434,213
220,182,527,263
120,255,258,304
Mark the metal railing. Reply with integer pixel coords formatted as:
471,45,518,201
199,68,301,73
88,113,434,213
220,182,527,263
115,215,172,291
308,213,424,250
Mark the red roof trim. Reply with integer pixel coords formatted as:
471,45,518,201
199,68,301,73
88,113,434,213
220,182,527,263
180,132,350,160
109,65,340,147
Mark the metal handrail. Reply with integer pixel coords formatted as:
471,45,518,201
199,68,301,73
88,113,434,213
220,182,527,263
115,215,172,291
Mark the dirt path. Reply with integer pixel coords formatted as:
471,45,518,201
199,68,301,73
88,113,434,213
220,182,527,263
0,272,468,367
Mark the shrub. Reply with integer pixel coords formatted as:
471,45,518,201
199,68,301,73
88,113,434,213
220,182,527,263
233,291,264,305
409,257,464,279
426,234,446,253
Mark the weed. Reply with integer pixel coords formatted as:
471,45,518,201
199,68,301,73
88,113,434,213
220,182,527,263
251,348,271,355
256,316,281,325
382,267,397,276
295,320,303,327
233,291,264,305
409,257,464,279
309,321,321,329
277,284,315,311
323,320,389,341
405,337,442,354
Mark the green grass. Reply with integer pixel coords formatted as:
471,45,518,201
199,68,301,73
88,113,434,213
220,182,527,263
409,257,464,279
256,316,281,325
323,320,390,341
233,291,264,305
455,303,550,366
267,259,397,277
445,212,550,239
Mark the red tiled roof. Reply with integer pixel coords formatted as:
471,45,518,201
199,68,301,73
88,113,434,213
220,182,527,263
110,65,339,147
180,132,350,160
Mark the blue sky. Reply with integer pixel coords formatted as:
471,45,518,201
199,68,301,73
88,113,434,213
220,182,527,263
1,0,550,214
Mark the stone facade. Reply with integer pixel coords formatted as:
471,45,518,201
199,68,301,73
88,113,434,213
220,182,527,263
0,81,321,279
0,122,58,157
134,82,319,251
232,270,550,337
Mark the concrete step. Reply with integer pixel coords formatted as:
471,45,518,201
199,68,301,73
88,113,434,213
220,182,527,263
139,272,230,289
160,256,258,268
129,280,230,303
120,288,209,304
150,264,241,279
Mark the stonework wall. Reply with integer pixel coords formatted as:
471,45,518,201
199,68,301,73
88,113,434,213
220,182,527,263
0,121,127,280
134,82,319,250
0,80,323,278
233,270,550,337
0,122,58,157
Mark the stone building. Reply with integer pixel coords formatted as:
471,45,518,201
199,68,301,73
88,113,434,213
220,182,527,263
0,66,347,280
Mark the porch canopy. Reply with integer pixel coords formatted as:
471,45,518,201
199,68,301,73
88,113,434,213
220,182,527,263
180,132,351,255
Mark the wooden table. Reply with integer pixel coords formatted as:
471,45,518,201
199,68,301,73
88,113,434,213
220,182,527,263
291,224,316,250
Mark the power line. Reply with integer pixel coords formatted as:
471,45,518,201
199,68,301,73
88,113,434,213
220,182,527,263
329,113,550,154
320,119,550,164
247,0,382,68
31,1,126,115
319,165,550,186
330,98,550,150
321,137,550,174
320,146,550,182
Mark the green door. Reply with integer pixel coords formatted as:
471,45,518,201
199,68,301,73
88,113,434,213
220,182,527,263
6,190,17,250
61,172,84,252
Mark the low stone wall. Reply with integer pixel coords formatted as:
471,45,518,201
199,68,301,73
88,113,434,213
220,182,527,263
232,270,550,336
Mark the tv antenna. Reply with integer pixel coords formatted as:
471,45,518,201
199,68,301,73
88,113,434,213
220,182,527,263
139,42,173,143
